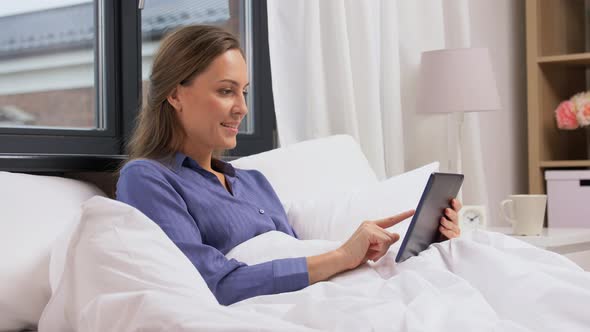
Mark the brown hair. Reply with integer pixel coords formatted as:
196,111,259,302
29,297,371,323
123,25,241,168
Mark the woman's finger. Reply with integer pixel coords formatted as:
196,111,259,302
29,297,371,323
451,199,463,212
440,217,459,231
368,227,396,252
372,210,415,229
366,248,382,261
365,223,398,244
367,240,391,262
389,232,400,243
376,229,396,248
439,226,452,238
368,241,387,251
369,250,389,263
374,224,400,243
444,208,458,223
439,225,459,239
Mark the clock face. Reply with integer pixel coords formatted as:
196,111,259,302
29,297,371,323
459,205,486,229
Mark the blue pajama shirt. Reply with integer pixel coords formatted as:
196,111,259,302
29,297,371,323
116,153,309,305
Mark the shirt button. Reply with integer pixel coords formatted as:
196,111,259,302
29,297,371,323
259,209,265,214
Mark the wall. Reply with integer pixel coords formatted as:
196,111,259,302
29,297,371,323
468,0,528,226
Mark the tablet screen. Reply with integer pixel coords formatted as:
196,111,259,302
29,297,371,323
395,172,464,263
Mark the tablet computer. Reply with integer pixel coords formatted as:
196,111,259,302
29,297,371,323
395,172,464,263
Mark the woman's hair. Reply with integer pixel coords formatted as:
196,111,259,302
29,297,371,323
123,25,241,167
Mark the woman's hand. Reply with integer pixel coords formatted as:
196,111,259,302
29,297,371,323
336,210,415,270
307,210,414,284
439,198,462,239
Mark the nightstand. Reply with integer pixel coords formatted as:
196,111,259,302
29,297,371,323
486,227,590,271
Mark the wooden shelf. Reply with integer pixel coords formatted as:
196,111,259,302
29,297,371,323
527,0,590,194
540,160,590,168
537,53,590,66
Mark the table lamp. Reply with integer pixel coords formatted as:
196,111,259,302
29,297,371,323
416,47,501,182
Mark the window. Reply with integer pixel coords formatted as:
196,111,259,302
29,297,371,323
0,0,119,159
0,1,97,129
0,0,275,170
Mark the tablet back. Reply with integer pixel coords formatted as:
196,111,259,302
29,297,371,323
395,172,464,263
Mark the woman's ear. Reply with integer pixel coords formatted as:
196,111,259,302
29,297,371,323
167,86,183,112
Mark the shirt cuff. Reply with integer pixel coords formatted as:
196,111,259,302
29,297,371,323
272,257,309,293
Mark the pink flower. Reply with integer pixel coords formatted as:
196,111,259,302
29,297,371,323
577,103,590,127
571,92,590,127
555,100,579,130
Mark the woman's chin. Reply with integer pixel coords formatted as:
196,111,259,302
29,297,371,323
221,138,238,150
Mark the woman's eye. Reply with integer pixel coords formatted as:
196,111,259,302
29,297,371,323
243,90,249,97
220,89,233,95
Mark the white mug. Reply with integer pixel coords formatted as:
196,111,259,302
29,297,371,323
500,194,547,236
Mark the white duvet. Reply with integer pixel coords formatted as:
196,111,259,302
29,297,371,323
51,229,590,332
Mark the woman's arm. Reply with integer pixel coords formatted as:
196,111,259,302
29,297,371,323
306,210,415,284
117,162,309,305
306,250,348,284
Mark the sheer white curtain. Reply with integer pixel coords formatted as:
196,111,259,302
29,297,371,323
267,0,488,206
266,0,403,179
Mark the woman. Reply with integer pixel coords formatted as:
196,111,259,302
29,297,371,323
116,25,462,305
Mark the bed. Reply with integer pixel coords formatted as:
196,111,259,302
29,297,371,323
2,135,589,332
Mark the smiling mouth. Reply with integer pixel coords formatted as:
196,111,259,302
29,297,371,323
221,123,239,129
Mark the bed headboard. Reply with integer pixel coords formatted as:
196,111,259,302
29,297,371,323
0,154,125,198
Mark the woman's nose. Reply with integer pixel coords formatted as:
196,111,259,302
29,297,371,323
233,95,248,116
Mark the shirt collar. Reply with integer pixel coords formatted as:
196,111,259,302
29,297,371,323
172,151,237,178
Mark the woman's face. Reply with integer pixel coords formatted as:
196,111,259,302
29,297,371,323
168,49,249,154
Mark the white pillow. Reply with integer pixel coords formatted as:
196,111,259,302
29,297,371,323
287,162,440,241
226,231,341,266
231,135,378,212
0,171,105,331
39,196,217,332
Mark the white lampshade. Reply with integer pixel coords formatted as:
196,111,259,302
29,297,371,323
416,48,501,114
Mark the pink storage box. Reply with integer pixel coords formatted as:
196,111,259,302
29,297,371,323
545,170,590,227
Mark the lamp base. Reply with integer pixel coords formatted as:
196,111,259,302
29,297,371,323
447,112,464,202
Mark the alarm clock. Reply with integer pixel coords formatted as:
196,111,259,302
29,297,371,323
458,205,487,230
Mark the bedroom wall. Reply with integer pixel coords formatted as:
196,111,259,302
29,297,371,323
78,1,529,226
468,0,528,226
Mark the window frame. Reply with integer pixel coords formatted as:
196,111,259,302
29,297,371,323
228,0,276,157
0,0,121,154
0,0,275,172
